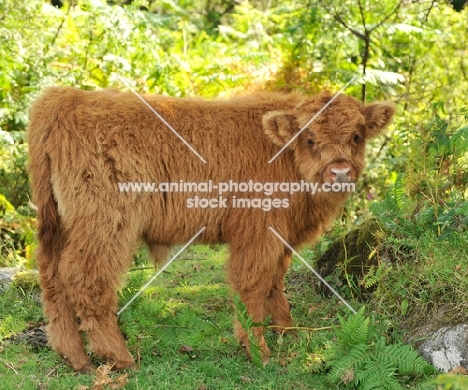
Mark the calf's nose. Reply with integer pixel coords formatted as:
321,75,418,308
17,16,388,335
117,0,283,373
330,167,351,183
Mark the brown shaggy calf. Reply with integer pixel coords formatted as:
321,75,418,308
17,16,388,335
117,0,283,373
28,87,395,372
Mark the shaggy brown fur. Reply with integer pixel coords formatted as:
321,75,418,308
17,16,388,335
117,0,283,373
28,87,395,372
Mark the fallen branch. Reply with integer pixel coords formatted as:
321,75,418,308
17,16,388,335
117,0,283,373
266,325,336,332
154,324,189,329
0,358,19,375
46,362,65,377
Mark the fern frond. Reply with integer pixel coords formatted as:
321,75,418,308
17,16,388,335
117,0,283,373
326,307,434,389
337,307,369,347
380,343,433,375
119,271,146,304
416,205,436,227
327,343,369,383
233,294,264,368
362,264,388,289
357,362,400,390
393,174,407,212
144,300,165,317
119,308,140,344
449,126,468,153
360,371,401,390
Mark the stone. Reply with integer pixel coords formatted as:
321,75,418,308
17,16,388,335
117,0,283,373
418,324,468,372
0,267,21,283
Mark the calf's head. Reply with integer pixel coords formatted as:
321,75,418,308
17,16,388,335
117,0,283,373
263,92,395,185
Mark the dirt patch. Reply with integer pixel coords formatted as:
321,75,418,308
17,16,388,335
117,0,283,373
314,218,388,296
6,322,48,349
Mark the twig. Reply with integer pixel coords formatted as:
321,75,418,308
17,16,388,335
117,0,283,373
343,240,355,300
46,362,65,377
0,358,19,375
319,0,403,101
369,1,403,33
370,135,391,164
403,56,417,111
129,267,156,272
154,324,189,329
44,0,75,55
319,1,366,40
129,258,208,272
423,0,437,21
136,336,141,369
266,325,336,332
460,58,468,82
357,0,367,31
361,35,371,101
358,0,369,100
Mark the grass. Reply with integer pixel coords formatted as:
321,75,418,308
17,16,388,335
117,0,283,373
0,244,441,389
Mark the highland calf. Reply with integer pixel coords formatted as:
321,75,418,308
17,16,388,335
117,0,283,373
28,87,395,372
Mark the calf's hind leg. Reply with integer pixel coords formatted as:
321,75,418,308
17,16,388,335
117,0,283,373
38,241,93,373
59,226,138,370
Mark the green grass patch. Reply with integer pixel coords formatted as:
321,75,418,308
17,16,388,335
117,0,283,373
0,245,438,389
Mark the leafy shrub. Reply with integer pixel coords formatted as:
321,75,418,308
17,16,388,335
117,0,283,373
434,374,468,390
325,307,434,389
11,270,40,291
0,194,36,268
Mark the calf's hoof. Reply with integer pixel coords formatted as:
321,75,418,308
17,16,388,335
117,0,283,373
77,362,95,374
271,325,295,335
111,357,136,371
65,358,94,374
242,341,271,366
269,314,293,334
235,322,271,365
239,335,271,366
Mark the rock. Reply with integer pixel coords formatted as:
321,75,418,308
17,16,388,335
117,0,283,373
0,267,22,283
0,267,22,292
0,268,40,291
0,268,41,303
418,324,468,372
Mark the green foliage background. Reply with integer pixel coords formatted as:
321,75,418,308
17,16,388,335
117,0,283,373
0,0,468,386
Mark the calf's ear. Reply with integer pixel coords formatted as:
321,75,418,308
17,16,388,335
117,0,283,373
363,102,396,138
263,111,298,148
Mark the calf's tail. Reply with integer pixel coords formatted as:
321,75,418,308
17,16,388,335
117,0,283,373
28,88,62,260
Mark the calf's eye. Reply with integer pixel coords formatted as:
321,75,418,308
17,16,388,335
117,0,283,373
353,134,360,143
308,139,315,146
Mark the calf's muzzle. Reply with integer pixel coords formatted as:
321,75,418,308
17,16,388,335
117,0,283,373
322,161,355,183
